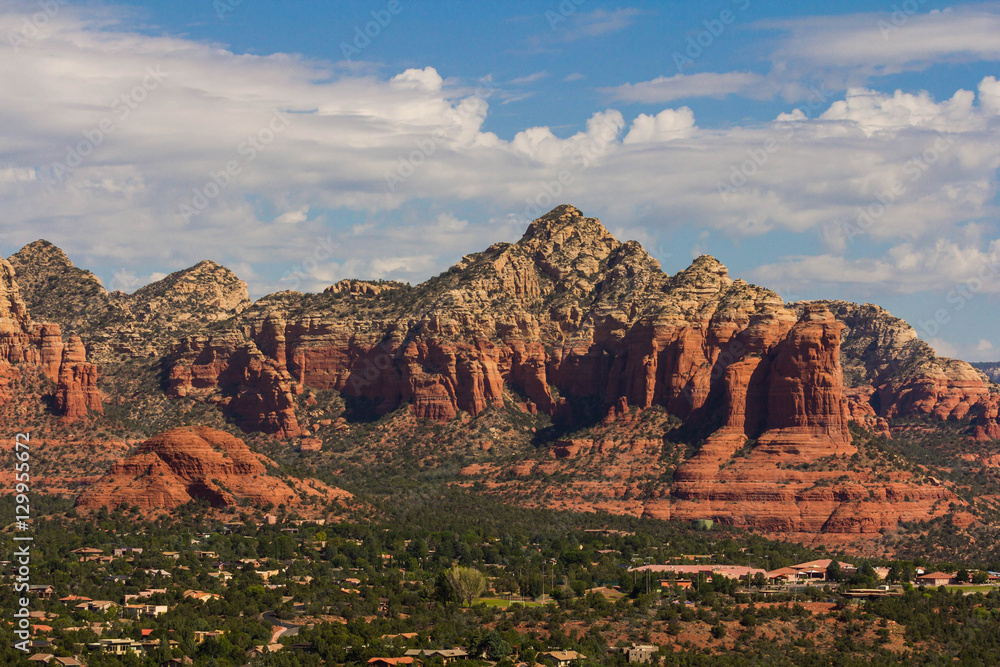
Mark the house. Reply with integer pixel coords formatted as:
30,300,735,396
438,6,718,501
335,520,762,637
143,569,172,578
60,595,91,603
161,551,181,560
193,551,218,559
183,590,222,602
631,564,766,581
368,658,417,667
916,571,956,586
766,560,857,583
248,643,285,656
194,630,225,644
52,658,86,667
76,600,116,613
623,645,658,663
71,548,103,556
31,624,53,635
405,648,468,663
87,638,145,655
544,651,587,667
113,547,144,557
658,579,692,589
122,604,168,619
26,654,53,663
28,584,55,598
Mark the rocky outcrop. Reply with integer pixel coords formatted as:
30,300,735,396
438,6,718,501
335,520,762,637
0,253,102,419
74,426,348,512
53,336,103,419
664,306,911,534
799,300,995,426
8,244,251,363
324,279,406,297
166,330,302,438
165,206,799,436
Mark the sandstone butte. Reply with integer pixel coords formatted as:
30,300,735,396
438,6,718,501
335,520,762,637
162,205,1000,441
8,205,1000,537
0,251,102,421
75,426,351,513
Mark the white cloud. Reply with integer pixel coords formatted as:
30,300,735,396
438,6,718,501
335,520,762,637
555,8,642,42
2,5,1000,309
763,6,1000,83
819,86,982,135
623,108,695,144
928,337,998,363
509,71,549,85
753,239,1000,294
605,72,771,103
274,207,309,225
980,75,1000,116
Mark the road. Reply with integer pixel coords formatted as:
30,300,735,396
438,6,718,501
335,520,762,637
260,609,301,639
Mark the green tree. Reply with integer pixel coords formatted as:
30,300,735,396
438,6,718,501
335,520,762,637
445,565,487,606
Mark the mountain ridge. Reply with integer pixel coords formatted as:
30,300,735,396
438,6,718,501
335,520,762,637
6,206,1000,551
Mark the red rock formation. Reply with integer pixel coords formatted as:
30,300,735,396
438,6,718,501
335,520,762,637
665,306,929,534
75,426,349,512
0,253,102,419
168,334,302,438
53,336,103,419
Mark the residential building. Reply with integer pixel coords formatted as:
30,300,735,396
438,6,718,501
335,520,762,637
544,651,587,667
916,571,956,586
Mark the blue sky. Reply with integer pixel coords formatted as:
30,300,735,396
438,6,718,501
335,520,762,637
1,0,1000,360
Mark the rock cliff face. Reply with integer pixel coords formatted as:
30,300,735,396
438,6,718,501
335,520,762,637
799,300,995,423
74,426,349,512
8,242,251,363
0,253,102,419
11,206,997,540
165,206,801,436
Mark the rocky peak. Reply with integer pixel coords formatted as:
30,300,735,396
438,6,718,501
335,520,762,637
670,255,733,297
8,240,111,336
517,204,620,261
130,260,250,322
11,239,75,271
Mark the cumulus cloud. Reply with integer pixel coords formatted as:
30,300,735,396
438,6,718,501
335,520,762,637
623,108,695,144
2,3,1000,311
753,239,1000,294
